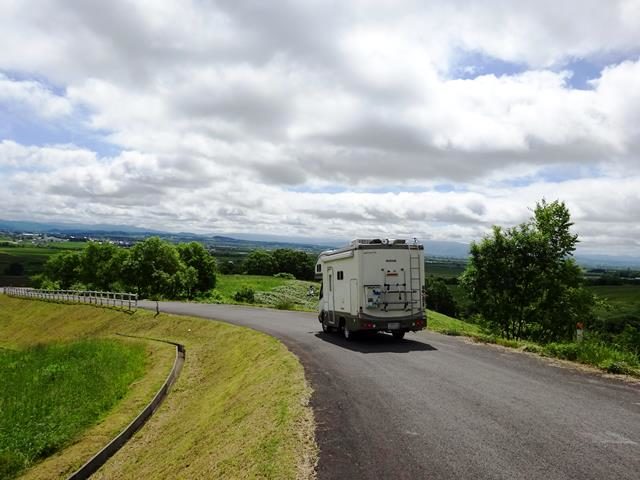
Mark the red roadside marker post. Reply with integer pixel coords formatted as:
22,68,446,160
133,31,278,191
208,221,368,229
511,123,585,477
576,322,584,342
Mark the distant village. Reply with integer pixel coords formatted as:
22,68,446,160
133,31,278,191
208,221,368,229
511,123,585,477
0,231,134,247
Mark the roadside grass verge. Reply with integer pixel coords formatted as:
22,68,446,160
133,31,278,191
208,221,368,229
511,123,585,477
427,310,483,337
543,339,640,375
425,309,640,378
0,340,146,479
0,295,315,479
201,274,320,311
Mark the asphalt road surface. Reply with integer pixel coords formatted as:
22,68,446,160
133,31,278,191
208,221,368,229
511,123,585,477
140,301,640,480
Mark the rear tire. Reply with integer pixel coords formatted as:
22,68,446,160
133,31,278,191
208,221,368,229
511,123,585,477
392,331,405,340
344,326,354,341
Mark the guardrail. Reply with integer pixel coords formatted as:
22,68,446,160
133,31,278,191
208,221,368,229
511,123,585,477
4,287,138,311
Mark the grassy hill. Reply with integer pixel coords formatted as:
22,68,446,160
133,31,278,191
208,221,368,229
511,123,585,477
0,296,316,480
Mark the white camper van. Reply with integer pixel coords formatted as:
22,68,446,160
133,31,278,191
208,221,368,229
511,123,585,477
316,238,426,340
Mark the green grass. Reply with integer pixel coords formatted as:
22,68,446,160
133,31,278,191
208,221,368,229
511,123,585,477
214,274,291,297
543,339,640,375
0,339,146,479
425,261,466,278
203,274,321,311
0,295,315,480
426,309,483,336
589,284,640,308
425,308,640,377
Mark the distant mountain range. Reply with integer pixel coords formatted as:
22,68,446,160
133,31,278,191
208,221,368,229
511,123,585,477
2,218,639,268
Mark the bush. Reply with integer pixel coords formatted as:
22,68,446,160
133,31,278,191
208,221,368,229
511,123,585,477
274,298,295,310
233,286,255,303
198,290,225,304
274,272,296,280
544,342,579,360
603,361,635,375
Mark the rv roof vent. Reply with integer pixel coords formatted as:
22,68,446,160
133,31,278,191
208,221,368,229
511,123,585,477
392,239,406,244
351,239,372,246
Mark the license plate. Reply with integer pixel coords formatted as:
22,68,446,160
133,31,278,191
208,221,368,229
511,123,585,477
388,322,400,330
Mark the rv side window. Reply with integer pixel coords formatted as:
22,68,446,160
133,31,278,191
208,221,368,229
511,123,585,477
329,274,332,291
337,271,344,280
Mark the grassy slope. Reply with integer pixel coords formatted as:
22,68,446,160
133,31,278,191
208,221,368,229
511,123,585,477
0,340,146,479
0,296,315,480
210,274,321,311
426,310,482,336
425,306,640,377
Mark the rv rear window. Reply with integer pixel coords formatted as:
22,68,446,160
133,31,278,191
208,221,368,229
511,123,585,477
337,271,344,280
316,264,321,273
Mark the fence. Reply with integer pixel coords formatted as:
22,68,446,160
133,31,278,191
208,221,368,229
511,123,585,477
4,287,138,311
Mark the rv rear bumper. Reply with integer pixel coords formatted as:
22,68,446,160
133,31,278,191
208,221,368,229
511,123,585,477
355,311,426,332
319,310,427,332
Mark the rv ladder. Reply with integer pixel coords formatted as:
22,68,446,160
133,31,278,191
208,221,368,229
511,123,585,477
409,253,422,318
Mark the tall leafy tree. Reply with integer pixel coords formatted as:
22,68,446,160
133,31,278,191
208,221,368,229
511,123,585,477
461,200,596,341
124,237,184,299
272,249,316,280
244,249,277,275
43,251,82,289
78,242,119,290
425,277,458,318
177,242,217,294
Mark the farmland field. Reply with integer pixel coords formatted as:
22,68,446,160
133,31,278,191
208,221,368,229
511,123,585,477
425,259,467,278
0,243,87,286
589,284,640,305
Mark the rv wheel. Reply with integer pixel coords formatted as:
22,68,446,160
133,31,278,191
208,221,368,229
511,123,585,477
343,326,354,340
392,331,405,340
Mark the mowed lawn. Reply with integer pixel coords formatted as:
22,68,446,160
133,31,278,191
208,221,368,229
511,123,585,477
0,340,146,479
0,296,316,480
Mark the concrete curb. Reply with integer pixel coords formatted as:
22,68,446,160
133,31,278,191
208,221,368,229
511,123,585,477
67,335,186,480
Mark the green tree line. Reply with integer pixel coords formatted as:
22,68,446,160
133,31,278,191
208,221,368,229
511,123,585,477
36,238,217,300
36,238,317,299
243,248,316,280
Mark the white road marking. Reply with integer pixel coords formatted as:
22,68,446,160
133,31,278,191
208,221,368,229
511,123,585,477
582,431,638,445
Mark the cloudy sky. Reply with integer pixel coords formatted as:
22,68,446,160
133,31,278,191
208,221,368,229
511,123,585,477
2,1,640,254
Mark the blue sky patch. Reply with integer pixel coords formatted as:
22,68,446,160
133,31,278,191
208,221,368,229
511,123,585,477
451,51,527,80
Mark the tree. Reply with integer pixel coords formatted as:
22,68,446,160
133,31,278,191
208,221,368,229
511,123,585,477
78,242,119,290
461,200,596,341
124,237,184,299
272,248,316,280
425,277,458,317
244,249,276,275
177,242,217,294
43,251,82,289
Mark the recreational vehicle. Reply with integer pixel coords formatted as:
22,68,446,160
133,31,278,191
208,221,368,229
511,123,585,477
316,238,426,340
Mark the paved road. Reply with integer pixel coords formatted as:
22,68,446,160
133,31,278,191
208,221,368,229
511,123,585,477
140,301,640,480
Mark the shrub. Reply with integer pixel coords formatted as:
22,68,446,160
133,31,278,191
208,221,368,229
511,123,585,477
274,272,296,280
522,344,544,354
274,298,295,310
233,286,255,303
603,361,634,375
544,342,579,360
